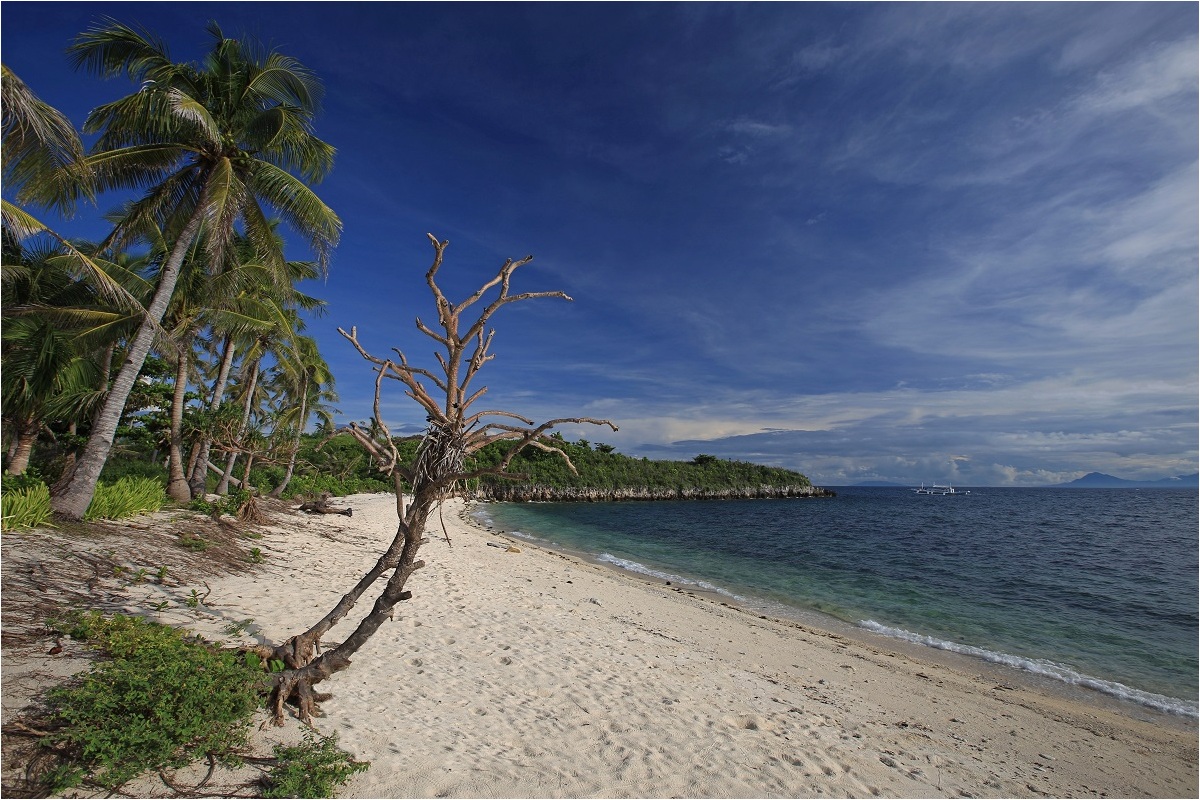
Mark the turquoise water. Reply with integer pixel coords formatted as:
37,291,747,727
475,487,1198,717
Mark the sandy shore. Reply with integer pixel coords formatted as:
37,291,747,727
3,493,1196,798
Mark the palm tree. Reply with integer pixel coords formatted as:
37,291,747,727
1,65,139,308
1,242,103,475
188,242,326,498
1,63,87,221
2,232,143,477
51,20,341,520
268,333,337,498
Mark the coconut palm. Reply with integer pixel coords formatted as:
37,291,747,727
52,20,340,520
1,63,87,220
1,64,141,309
187,243,326,498
267,333,337,498
0,235,145,476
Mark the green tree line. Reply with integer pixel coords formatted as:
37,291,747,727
467,436,815,498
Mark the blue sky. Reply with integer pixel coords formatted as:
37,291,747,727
3,2,1197,486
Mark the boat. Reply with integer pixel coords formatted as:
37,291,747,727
913,483,970,495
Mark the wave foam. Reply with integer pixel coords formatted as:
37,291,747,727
596,554,745,601
859,620,1198,718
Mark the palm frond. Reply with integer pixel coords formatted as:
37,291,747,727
67,17,175,83
166,87,220,145
85,142,191,194
246,52,324,112
2,64,92,213
244,161,341,271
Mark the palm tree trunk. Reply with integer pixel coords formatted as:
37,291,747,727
241,452,254,488
188,335,236,498
166,347,191,503
217,355,261,495
270,373,309,498
51,422,79,495
51,202,207,520
5,415,39,476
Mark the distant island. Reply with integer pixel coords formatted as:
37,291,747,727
1050,472,1199,489
846,474,1199,489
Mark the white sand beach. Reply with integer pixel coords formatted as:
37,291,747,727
3,493,1196,798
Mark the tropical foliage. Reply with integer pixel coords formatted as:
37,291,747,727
1,20,341,514
470,438,812,495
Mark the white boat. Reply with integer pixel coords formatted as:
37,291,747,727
913,483,969,495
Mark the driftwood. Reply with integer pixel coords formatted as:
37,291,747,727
296,493,353,517
261,235,616,724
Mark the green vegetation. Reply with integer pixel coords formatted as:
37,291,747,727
2,475,165,529
82,476,165,521
0,479,53,530
261,730,370,798
38,611,367,796
42,612,261,792
2,21,342,521
469,438,814,497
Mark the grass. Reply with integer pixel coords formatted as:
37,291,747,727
83,476,166,521
1,481,53,530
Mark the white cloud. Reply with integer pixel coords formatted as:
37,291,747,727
1072,37,1198,115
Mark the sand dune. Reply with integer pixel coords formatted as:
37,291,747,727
3,493,1196,797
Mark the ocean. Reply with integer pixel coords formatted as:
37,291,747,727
472,487,1198,718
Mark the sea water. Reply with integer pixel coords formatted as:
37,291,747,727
473,487,1198,717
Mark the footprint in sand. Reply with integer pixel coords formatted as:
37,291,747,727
724,714,773,731
498,656,513,666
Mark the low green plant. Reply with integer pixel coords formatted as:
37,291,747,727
83,477,165,521
156,565,169,583
1,481,53,531
261,730,369,798
42,612,261,793
186,497,215,514
222,619,254,637
223,488,251,515
185,589,202,608
179,532,209,551
249,547,264,564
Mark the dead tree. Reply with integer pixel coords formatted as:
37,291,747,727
263,234,616,724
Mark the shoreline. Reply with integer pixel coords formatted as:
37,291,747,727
466,500,1198,731
470,499,1199,726
3,492,1196,797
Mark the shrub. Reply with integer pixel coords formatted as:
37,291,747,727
42,612,262,792
261,730,369,798
98,458,169,484
83,477,166,521
1,480,53,530
287,473,390,499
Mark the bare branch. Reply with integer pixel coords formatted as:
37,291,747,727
275,236,617,723
414,315,449,347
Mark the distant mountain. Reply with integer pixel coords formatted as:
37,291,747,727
1053,472,1199,488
